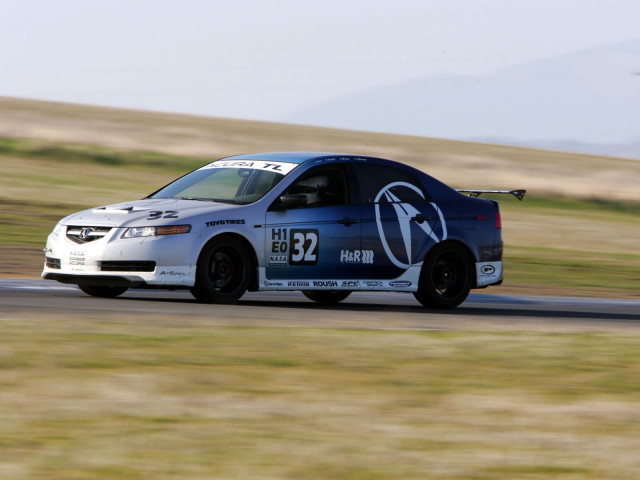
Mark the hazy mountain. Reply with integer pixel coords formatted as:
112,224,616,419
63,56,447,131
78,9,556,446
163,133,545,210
285,39,640,159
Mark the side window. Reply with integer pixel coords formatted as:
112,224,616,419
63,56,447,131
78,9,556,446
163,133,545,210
284,165,348,207
352,164,428,204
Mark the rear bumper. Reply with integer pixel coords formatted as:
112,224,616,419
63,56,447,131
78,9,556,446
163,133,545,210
475,261,503,287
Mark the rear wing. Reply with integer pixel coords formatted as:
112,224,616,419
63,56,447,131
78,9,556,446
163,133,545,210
456,189,526,201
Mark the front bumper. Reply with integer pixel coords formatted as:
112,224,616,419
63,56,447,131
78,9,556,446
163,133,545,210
41,226,197,287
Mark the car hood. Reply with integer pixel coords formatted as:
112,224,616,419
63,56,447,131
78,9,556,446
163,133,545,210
60,198,243,227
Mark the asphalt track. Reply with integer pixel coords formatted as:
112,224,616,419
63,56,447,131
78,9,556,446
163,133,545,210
1,279,638,331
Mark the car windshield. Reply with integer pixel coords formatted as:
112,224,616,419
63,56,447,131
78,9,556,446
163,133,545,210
149,164,292,204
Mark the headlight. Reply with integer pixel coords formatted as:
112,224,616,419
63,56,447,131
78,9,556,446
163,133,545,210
51,223,64,237
121,225,191,239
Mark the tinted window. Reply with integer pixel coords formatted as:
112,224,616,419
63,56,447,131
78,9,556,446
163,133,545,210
352,164,427,204
282,165,349,207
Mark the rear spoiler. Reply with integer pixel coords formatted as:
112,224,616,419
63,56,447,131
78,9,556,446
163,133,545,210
456,189,526,201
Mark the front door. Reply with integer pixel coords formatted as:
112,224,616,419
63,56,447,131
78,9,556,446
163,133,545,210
264,165,361,284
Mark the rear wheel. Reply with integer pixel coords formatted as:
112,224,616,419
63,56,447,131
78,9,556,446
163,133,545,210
413,243,473,309
190,236,251,303
78,285,128,298
302,290,351,304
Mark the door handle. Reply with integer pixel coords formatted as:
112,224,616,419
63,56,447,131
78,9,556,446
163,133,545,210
338,217,359,226
411,214,432,224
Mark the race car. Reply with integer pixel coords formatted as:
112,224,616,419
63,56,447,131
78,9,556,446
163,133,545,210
42,152,525,309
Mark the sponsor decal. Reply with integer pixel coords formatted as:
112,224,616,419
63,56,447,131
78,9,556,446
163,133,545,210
202,160,298,174
69,251,85,257
363,280,383,287
375,182,447,269
270,228,288,253
389,280,412,287
340,249,374,264
313,280,338,287
268,255,288,266
270,228,320,265
69,256,85,266
206,219,246,227
159,270,187,277
341,280,360,288
480,264,496,275
264,281,284,287
288,281,310,287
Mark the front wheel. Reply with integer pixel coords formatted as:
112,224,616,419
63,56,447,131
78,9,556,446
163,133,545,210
190,236,251,303
78,285,128,298
413,243,473,309
302,290,351,304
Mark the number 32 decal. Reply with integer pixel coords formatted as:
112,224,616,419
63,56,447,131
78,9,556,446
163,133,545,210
289,229,319,265
147,210,179,220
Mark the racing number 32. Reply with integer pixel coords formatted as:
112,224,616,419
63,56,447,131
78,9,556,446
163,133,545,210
290,229,319,265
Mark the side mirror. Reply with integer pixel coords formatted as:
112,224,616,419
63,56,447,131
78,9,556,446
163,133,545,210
279,194,308,207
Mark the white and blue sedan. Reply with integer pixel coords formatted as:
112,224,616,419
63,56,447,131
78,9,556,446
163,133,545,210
42,152,523,308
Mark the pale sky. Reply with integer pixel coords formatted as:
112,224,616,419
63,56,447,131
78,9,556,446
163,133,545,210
2,0,639,126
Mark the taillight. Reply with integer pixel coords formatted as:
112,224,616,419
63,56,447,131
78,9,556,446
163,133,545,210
495,209,502,229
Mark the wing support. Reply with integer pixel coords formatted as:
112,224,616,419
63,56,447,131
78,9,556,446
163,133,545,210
456,189,526,201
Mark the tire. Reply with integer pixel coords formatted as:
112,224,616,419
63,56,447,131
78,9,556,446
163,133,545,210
413,243,473,309
302,290,351,304
190,236,251,303
78,285,128,298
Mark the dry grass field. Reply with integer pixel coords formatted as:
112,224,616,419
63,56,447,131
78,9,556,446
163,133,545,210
2,315,640,479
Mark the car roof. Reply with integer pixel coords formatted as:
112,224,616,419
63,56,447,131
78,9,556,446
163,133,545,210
221,152,360,165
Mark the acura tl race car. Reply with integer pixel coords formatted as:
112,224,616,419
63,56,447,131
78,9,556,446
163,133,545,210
42,152,525,309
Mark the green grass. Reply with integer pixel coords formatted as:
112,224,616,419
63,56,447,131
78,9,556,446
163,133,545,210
0,137,206,172
504,247,640,292
2,320,640,479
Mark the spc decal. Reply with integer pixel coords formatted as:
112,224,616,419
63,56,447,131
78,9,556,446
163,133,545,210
375,181,447,269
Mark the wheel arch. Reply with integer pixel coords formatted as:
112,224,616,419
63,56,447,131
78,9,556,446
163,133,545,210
423,239,477,288
198,232,260,292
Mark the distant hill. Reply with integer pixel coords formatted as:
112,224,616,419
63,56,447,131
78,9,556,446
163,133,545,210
1,96,640,201
285,39,640,160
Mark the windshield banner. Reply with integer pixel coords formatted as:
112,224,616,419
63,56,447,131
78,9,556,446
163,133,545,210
201,160,298,175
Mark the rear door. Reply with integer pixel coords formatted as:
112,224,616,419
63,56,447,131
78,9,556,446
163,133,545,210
352,163,443,280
